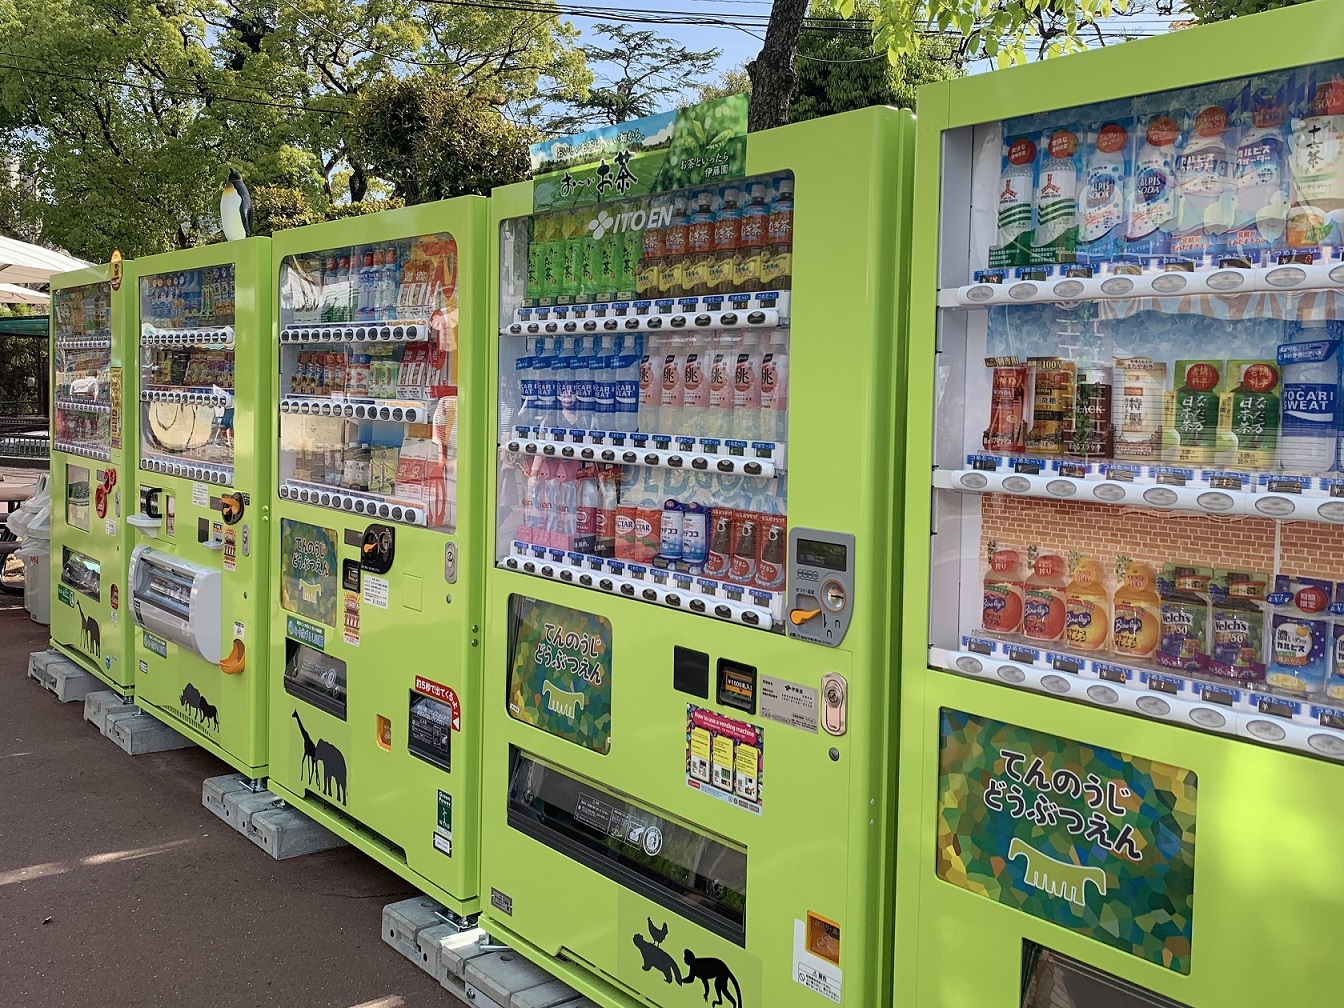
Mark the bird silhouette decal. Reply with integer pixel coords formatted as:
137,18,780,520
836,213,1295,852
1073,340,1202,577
220,168,252,241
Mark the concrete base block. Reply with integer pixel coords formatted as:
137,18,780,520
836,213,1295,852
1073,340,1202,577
105,710,194,755
510,979,587,1008
28,650,100,702
202,773,255,824
466,951,557,1008
384,897,452,966
84,690,136,734
246,806,346,860
203,775,345,861
437,927,494,982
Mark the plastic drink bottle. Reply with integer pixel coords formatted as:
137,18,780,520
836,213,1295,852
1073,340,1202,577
638,196,666,297
759,330,789,443
709,186,741,295
1227,82,1290,258
659,198,688,297
761,175,795,289
660,332,689,435
982,548,1025,635
1065,557,1110,652
594,464,619,558
682,336,711,435
705,331,736,440
1126,114,1180,257
639,334,661,433
1278,328,1340,474
1173,104,1235,260
612,335,642,433
1022,552,1068,642
575,466,601,553
590,336,615,430
992,134,1037,267
660,499,684,561
1111,561,1162,661
735,183,770,291
728,512,759,585
684,191,716,297
1032,126,1082,263
681,502,709,567
1079,121,1130,265
1156,565,1210,671
733,334,764,441
1287,69,1344,250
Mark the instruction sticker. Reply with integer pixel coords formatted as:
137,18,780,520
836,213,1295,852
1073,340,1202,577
793,917,842,1004
223,528,236,572
164,495,175,537
108,367,122,449
434,790,453,857
286,615,325,651
143,632,168,658
343,590,360,647
686,705,763,815
192,482,209,507
760,676,819,732
408,690,453,772
362,574,389,609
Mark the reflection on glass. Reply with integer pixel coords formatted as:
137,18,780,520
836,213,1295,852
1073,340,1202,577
277,233,460,532
53,282,113,454
65,464,90,532
139,265,236,330
60,545,100,600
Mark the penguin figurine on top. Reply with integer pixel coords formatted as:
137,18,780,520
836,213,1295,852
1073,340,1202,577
220,168,252,241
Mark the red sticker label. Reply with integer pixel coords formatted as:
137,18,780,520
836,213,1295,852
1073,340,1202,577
414,675,461,730
1008,138,1038,166
1240,363,1279,393
1096,123,1129,154
1184,363,1221,392
1047,130,1078,160
1195,106,1227,137
1146,116,1180,148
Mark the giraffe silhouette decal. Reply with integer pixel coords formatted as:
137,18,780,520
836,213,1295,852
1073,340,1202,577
292,710,347,804
75,601,100,657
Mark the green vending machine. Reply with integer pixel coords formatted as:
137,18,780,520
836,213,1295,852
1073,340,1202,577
900,4,1344,1006
51,258,135,694
126,239,273,776
480,105,911,1007
266,200,488,914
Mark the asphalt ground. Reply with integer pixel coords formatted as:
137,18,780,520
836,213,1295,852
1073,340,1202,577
0,591,462,1008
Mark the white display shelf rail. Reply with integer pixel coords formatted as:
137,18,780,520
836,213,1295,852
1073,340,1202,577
140,454,233,486
500,541,782,631
54,398,111,415
54,336,111,351
52,440,111,462
142,387,232,408
502,290,789,337
939,260,1344,308
279,396,432,424
504,431,784,478
278,479,428,527
279,319,430,344
141,325,234,348
934,638,1344,763
935,457,1344,524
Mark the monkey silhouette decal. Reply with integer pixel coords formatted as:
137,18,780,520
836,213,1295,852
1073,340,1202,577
630,919,743,1007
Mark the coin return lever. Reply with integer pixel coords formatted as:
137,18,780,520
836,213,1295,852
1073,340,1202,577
785,528,855,647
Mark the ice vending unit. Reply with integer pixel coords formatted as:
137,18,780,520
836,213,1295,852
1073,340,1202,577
899,7,1344,1008
267,200,487,915
480,106,911,1007
50,260,135,693
127,240,273,776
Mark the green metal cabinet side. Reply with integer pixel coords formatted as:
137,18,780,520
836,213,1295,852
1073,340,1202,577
899,4,1344,1006
479,106,915,1008
128,237,274,774
49,259,138,690
265,196,490,912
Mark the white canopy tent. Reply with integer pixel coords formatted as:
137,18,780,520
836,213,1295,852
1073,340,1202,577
0,283,49,305
0,236,90,285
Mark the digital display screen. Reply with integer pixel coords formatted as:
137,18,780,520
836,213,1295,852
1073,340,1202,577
796,538,847,572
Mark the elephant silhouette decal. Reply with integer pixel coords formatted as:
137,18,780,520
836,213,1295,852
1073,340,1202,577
292,710,346,804
631,918,743,1007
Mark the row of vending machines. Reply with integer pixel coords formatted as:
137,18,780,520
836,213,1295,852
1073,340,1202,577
46,5,1344,1005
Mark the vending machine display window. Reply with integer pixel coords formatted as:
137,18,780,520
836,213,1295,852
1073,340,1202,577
506,749,748,944
53,282,114,462
138,265,238,482
931,58,1344,759
276,233,460,531
495,173,793,631
1020,943,1191,1008
60,545,100,600
65,464,90,532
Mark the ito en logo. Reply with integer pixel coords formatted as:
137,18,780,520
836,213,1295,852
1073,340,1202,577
588,211,616,241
